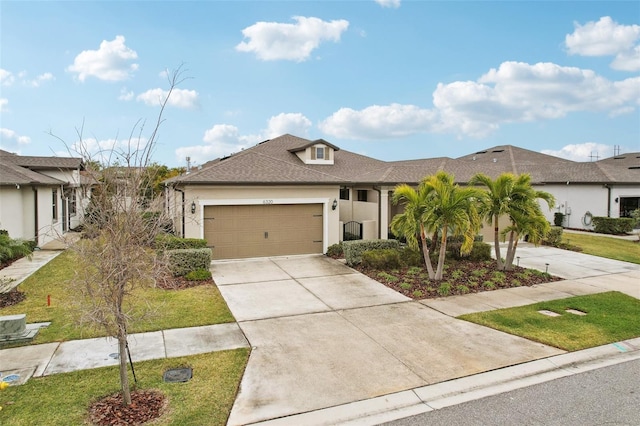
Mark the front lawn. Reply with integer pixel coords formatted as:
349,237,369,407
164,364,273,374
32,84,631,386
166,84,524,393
355,259,561,299
0,348,249,426
561,232,640,264
459,292,640,351
0,250,234,343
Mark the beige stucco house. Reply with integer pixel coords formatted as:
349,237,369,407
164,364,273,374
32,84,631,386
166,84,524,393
0,149,87,247
165,134,640,260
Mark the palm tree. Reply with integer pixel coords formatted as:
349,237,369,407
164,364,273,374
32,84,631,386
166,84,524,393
471,172,554,271
390,183,436,279
420,172,484,280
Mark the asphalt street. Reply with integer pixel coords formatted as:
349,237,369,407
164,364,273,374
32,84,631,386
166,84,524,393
383,358,640,426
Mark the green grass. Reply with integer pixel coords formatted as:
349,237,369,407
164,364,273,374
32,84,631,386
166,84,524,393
1,251,235,343
561,233,640,264
0,348,249,425
459,292,640,351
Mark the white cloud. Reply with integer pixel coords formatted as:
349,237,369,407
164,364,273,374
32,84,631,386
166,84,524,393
0,98,8,112
566,16,640,71
541,143,614,162
236,16,349,61
118,88,134,101
0,69,15,86
175,112,312,164
375,0,401,8
611,45,640,72
319,104,437,139
136,88,199,109
27,72,54,87
67,35,139,82
320,61,640,140
263,113,312,138
69,137,148,164
0,128,31,145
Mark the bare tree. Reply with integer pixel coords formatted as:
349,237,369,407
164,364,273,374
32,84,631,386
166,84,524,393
62,67,187,406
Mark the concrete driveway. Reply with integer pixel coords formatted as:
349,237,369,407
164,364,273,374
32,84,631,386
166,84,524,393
212,255,565,425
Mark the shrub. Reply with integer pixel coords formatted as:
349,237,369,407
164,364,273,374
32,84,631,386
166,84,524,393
458,285,470,294
483,280,496,290
447,241,491,261
554,212,565,227
362,249,402,269
326,243,343,258
184,268,212,281
343,239,400,266
399,246,424,267
437,282,452,296
412,290,424,298
400,282,412,290
142,211,174,234
0,233,34,264
155,234,208,251
376,271,399,283
165,248,212,277
592,217,635,234
492,271,506,284
542,226,563,247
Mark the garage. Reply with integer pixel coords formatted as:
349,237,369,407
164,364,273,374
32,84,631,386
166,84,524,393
204,204,324,260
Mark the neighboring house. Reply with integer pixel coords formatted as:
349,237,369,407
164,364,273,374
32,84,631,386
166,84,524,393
165,134,640,260
0,149,87,247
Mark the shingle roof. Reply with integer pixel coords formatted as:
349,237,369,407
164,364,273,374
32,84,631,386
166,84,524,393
169,135,640,186
0,149,83,186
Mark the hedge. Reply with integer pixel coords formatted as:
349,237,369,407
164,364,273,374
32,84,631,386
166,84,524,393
343,239,400,266
155,234,208,251
361,249,402,269
592,217,634,235
166,248,212,277
447,241,492,261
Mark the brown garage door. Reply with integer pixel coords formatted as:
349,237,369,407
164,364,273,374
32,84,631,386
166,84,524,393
204,204,323,259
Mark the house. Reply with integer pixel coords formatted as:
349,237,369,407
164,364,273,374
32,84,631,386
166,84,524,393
165,134,640,260
0,149,87,247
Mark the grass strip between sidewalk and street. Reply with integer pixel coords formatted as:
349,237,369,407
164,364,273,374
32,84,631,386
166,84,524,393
0,250,235,343
0,348,249,426
459,291,640,351
561,232,640,264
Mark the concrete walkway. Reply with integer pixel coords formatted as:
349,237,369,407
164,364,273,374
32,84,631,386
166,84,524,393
215,251,640,426
0,241,639,425
0,250,62,293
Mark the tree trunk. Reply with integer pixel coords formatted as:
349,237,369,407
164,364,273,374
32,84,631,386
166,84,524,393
505,230,517,271
420,224,436,279
435,226,448,281
117,325,132,406
494,216,504,270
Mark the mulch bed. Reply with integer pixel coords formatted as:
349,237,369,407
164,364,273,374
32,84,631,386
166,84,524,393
88,389,167,426
0,289,25,308
353,260,563,299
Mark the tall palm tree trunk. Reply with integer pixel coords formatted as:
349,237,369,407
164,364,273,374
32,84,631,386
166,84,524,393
435,226,448,280
505,230,517,271
420,224,436,279
494,216,504,270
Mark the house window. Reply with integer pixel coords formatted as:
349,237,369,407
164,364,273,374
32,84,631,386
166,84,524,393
316,147,325,160
68,190,77,216
340,188,349,200
357,190,368,202
52,189,58,222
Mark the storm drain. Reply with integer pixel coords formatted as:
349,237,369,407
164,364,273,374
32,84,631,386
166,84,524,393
163,368,193,383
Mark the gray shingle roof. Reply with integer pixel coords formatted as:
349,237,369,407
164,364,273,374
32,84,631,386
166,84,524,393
0,149,83,186
168,135,640,186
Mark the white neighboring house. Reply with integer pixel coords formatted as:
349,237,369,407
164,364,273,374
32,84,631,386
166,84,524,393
164,135,640,260
0,149,87,247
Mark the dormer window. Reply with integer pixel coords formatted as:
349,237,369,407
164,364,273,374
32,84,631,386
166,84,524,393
288,139,339,165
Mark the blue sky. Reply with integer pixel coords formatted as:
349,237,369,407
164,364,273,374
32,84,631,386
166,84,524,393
1,1,639,168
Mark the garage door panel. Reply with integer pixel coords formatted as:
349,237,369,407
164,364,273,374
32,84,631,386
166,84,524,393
204,204,324,260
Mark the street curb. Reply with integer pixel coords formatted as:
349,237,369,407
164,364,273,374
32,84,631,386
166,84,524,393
251,337,640,425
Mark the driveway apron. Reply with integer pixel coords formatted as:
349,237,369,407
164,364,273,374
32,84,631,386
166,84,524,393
213,255,564,425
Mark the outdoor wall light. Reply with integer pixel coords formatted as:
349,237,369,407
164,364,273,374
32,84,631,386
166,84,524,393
615,197,619,203
190,201,196,214
332,199,338,210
